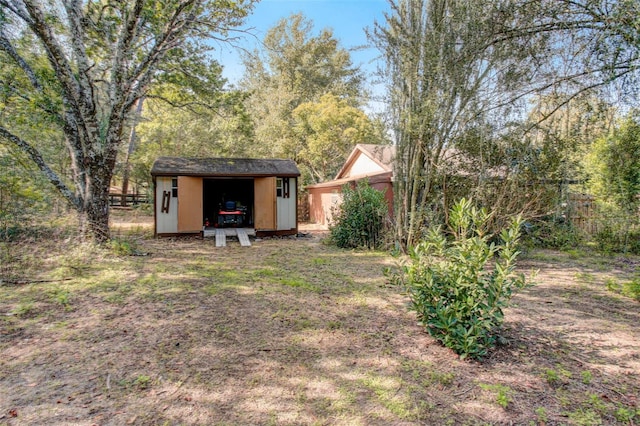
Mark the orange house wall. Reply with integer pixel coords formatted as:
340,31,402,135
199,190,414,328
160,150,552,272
308,176,394,226
308,187,339,226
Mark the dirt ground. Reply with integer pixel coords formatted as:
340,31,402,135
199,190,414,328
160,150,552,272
0,212,638,425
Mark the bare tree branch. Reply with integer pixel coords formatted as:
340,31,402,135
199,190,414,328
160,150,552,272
0,32,41,90
0,126,80,209
21,0,95,145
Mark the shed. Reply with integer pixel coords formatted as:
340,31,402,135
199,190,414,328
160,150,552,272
151,157,300,237
306,144,395,226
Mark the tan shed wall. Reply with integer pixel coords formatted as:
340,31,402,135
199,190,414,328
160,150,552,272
177,176,203,232
308,186,342,226
254,177,276,230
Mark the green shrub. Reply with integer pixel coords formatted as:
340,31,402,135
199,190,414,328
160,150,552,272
589,201,640,254
329,180,389,249
522,216,582,250
614,406,638,423
0,154,53,239
388,199,529,359
109,237,140,256
594,226,640,255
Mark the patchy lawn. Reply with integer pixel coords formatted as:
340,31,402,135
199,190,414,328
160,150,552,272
1,215,638,425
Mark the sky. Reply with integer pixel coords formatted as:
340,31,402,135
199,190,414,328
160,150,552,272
213,0,391,96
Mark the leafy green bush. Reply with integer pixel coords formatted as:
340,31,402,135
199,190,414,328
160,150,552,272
522,216,583,250
587,199,640,255
594,226,640,255
388,199,529,359
624,279,640,301
0,152,54,240
329,180,389,249
109,237,140,256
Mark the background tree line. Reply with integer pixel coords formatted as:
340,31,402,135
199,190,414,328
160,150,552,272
1,0,639,250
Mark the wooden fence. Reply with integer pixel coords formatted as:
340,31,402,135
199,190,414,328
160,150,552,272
298,197,310,222
568,193,597,234
109,193,150,207
568,193,640,235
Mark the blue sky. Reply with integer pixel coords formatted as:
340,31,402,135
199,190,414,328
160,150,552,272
214,0,391,94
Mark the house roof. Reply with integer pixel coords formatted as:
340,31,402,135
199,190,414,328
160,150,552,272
151,157,300,177
306,170,392,189
335,144,395,179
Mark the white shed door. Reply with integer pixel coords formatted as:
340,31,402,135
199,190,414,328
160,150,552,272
156,177,177,233
276,177,296,230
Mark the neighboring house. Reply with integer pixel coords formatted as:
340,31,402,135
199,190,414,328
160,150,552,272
151,157,300,237
306,144,395,226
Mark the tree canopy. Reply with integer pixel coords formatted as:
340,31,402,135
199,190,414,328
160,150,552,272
587,113,640,214
241,13,364,107
371,0,640,247
0,0,256,242
292,94,387,185
239,13,381,185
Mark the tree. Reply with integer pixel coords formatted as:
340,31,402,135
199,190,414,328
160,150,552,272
292,94,387,185
0,0,255,242
0,147,50,237
493,0,640,112
371,0,640,248
588,113,640,214
133,89,254,188
583,112,640,253
242,13,364,107
371,0,521,247
241,13,367,170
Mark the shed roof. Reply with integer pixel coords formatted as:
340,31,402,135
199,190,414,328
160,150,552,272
151,157,300,177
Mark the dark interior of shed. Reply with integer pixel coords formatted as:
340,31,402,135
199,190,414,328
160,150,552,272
203,178,254,227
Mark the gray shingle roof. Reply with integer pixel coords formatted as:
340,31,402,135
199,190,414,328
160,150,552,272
150,157,300,177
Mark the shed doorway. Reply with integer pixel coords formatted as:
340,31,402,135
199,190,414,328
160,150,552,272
203,178,254,227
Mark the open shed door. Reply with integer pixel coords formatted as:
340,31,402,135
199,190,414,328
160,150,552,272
178,176,203,232
254,177,276,230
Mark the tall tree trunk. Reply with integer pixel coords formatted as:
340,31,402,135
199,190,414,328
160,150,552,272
121,97,144,206
81,192,111,243
76,160,114,244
